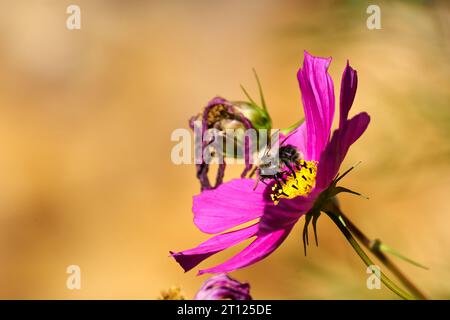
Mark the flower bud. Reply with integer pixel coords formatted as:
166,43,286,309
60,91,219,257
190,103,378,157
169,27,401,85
190,96,272,190
232,100,272,130
194,274,252,300
190,97,271,134
189,71,272,190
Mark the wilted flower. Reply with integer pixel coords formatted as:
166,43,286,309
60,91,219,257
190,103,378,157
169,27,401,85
195,274,252,300
190,74,272,191
172,51,370,274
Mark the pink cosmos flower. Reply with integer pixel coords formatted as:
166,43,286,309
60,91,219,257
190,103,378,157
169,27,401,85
172,51,370,275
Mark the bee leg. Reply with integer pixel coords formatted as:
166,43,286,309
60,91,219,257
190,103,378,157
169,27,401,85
248,165,257,178
253,177,269,190
278,172,287,184
253,177,260,190
285,162,297,178
273,175,283,189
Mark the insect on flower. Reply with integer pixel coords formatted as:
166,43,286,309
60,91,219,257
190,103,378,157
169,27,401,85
251,130,306,191
171,51,370,275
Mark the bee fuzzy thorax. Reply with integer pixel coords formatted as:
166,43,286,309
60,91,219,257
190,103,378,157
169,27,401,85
271,160,318,205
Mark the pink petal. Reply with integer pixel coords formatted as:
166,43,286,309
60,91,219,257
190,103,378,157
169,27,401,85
193,178,268,234
339,61,358,128
258,191,315,234
198,226,293,275
298,51,335,161
171,223,259,272
279,122,308,157
316,112,370,189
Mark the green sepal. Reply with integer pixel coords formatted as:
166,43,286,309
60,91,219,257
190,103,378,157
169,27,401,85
376,241,429,270
328,186,369,199
280,119,304,136
302,213,312,256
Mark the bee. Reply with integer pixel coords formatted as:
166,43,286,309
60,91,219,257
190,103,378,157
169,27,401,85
252,130,303,190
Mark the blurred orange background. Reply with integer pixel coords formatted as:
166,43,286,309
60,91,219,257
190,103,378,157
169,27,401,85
0,0,448,299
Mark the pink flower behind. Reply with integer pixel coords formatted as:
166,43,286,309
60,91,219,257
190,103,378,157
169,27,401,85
195,274,252,300
172,51,370,275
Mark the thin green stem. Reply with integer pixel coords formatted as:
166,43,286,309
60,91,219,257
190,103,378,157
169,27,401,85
328,203,428,300
324,210,415,300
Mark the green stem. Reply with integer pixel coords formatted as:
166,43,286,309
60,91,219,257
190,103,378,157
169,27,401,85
324,210,415,300
333,209,428,300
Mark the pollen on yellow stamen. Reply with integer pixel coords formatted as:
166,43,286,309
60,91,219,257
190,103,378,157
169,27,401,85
271,160,318,205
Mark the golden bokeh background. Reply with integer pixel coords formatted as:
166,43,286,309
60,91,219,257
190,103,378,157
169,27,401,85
0,0,448,299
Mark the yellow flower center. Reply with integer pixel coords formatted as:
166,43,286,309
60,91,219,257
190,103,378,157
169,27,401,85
271,160,318,205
